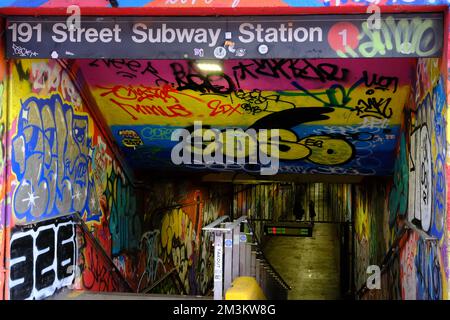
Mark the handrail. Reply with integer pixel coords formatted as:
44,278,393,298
246,217,292,291
356,220,438,298
202,215,231,232
141,267,184,294
71,212,134,293
202,215,247,233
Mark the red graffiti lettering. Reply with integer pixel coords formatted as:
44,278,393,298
207,100,242,117
110,98,193,120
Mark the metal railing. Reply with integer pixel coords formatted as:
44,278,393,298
140,267,187,295
356,220,439,299
203,215,291,300
72,212,134,292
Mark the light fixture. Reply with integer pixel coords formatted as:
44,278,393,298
195,60,223,73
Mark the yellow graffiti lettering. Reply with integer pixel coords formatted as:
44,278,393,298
299,135,354,165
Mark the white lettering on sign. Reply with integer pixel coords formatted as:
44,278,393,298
51,23,122,43
214,244,223,282
239,23,323,43
8,21,323,47
132,23,222,47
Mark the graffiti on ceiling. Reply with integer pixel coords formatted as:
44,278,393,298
75,58,414,175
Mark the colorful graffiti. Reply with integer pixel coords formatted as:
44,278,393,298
337,15,443,58
130,181,230,295
408,73,446,238
106,167,140,255
354,182,390,290
0,20,6,300
11,94,99,222
77,224,131,293
399,230,443,300
9,216,76,300
76,58,414,175
381,57,447,300
5,58,143,298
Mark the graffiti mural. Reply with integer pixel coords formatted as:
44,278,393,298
106,166,140,255
11,94,100,222
77,224,131,293
381,57,447,300
130,181,231,295
75,58,414,176
5,59,142,298
354,182,390,290
9,216,76,300
0,22,6,300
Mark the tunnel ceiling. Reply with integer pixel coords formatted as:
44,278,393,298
74,58,415,176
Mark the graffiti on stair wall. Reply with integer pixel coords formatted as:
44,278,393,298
0,26,6,300
370,57,448,300
399,230,442,300
11,94,98,222
233,184,296,240
77,58,414,176
77,224,131,293
114,181,231,295
360,58,447,300
354,183,390,291
5,59,141,296
9,216,76,300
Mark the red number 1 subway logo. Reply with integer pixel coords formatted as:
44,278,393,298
328,22,360,57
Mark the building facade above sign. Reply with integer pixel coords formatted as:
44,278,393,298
6,13,444,59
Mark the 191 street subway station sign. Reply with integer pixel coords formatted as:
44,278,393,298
6,13,443,59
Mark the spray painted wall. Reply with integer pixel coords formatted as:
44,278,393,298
354,182,391,293
0,18,7,300
115,180,232,295
1,57,232,299
75,58,414,176
1,57,140,299
357,58,448,300
396,58,447,300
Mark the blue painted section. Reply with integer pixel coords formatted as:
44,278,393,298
7,0,48,7
11,94,102,223
111,124,400,176
110,0,152,6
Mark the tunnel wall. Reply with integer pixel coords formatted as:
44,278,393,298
132,180,232,295
354,181,392,297
356,57,448,300
1,55,142,299
0,17,6,301
0,46,232,298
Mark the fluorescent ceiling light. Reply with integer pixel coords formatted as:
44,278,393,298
196,61,223,72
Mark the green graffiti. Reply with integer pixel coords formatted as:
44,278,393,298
388,134,408,227
338,17,440,58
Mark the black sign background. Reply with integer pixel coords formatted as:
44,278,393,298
6,13,444,59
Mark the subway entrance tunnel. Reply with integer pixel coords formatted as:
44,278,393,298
0,3,449,301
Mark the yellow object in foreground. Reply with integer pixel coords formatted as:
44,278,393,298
225,277,266,300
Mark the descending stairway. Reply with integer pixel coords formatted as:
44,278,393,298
49,290,212,300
